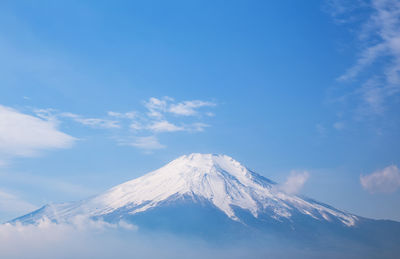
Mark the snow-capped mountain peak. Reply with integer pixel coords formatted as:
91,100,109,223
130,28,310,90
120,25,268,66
13,153,357,227
91,153,269,221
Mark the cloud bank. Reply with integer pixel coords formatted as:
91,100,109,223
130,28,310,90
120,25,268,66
0,217,245,259
0,218,349,259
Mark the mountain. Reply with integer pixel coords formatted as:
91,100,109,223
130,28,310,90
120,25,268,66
13,154,355,225
11,153,400,254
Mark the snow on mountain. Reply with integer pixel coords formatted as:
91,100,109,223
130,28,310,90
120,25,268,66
13,153,357,227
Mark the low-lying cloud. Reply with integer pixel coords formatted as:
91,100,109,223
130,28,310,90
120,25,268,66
0,217,353,259
0,216,378,259
0,217,274,259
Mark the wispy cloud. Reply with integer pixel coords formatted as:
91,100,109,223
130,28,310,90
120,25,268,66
145,121,209,133
112,97,216,150
61,112,120,129
124,136,166,151
279,171,310,195
188,123,210,132
169,100,216,116
360,165,400,193
107,111,136,119
25,96,216,152
129,121,143,131
144,97,216,117
0,105,76,162
144,97,170,118
329,0,400,116
338,44,387,82
147,120,184,133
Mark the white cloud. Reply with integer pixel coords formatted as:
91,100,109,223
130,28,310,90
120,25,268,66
125,136,165,150
144,97,169,118
34,108,59,122
188,123,210,132
169,100,216,116
61,112,120,129
360,165,400,193
0,218,137,258
148,120,184,132
0,189,37,219
0,218,277,259
356,79,386,115
144,97,216,118
205,112,215,117
115,97,217,149
0,105,75,159
130,122,143,131
107,111,136,119
76,118,120,129
129,120,209,137
338,43,387,82
22,96,216,153
279,171,310,195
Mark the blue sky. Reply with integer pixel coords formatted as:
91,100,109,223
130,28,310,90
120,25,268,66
0,0,399,222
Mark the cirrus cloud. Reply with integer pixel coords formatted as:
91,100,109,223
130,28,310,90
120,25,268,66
61,112,120,129
328,0,400,117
